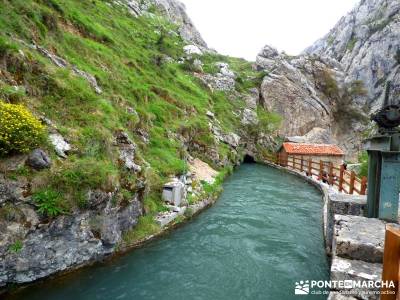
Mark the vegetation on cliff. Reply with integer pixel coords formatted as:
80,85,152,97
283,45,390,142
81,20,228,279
0,0,279,228
0,101,46,155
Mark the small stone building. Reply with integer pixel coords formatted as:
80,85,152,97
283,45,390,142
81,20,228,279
278,142,345,167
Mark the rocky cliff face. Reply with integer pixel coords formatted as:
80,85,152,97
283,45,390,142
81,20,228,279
305,0,400,112
0,184,142,285
120,0,207,48
258,0,400,159
256,45,368,160
257,47,332,136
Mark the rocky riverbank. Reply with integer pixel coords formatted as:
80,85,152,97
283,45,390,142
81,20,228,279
0,160,225,294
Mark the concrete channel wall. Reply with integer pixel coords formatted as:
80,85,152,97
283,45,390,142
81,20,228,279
262,161,397,300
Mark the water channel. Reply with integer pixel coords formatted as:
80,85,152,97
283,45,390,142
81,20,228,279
7,164,329,300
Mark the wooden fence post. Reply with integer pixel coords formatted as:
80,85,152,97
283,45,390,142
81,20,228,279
381,225,400,300
292,155,295,169
329,162,334,185
349,171,356,195
318,160,323,181
360,176,367,195
300,156,304,172
339,165,344,192
308,158,312,176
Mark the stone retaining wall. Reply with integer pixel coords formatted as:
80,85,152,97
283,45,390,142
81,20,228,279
262,162,370,243
262,161,396,300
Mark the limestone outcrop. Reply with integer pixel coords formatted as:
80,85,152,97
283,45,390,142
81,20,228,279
256,45,367,160
0,186,142,286
305,0,400,112
118,0,207,48
257,0,400,160
258,50,331,136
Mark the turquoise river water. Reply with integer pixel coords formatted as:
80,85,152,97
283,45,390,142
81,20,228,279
6,164,329,300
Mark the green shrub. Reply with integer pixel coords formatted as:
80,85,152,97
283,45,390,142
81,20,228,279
332,97,368,125
0,84,26,103
331,81,369,126
41,10,59,31
349,80,367,97
347,36,357,51
0,36,18,57
42,0,64,15
143,194,168,214
327,36,334,46
173,215,185,224
257,108,282,134
369,19,391,35
70,10,114,43
358,151,368,178
122,215,160,244
202,64,219,75
320,69,339,98
0,101,46,156
52,158,119,193
32,189,66,217
201,166,232,197
9,240,23,253
184,207,194,218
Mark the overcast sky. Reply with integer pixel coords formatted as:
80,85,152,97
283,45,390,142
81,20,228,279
179,0,360,61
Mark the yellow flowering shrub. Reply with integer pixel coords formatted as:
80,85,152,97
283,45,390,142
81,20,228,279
0,101,45,155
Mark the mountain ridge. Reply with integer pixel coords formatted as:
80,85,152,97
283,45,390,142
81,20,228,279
305,0,400,112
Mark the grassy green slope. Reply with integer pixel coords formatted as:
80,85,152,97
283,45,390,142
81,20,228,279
0,0,276,219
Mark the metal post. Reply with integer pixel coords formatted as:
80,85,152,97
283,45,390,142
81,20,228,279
366,151,380,217
378,153,400,221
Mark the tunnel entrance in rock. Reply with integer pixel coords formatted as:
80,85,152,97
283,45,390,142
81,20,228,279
243,154,256,163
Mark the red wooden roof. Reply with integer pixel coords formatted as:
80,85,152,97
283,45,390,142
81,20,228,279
281,142,344,156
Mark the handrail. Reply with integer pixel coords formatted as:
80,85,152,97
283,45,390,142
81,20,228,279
266,153,367,195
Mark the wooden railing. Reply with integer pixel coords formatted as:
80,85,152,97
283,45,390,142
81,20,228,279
381,226,400,299
263,153,367,195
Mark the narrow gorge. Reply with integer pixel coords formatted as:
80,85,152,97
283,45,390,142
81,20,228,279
0,0,399,298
